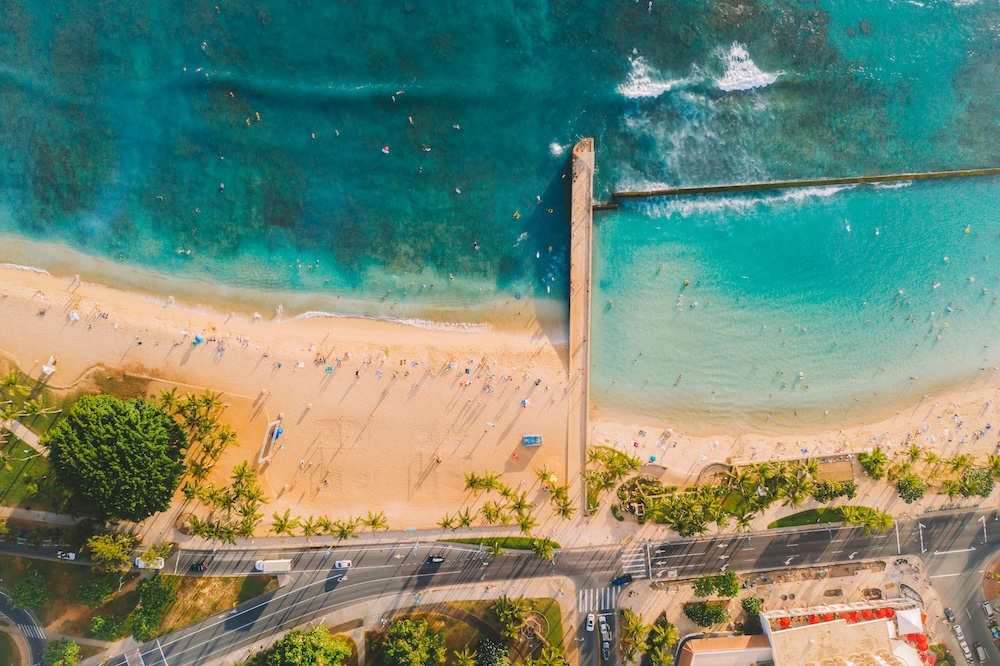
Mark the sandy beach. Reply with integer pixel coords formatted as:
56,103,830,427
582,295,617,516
1,263,999,535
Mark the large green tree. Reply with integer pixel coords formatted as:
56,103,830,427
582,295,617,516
239,625,352,666
380,618,445,666
86,533,137,572
44,395,188,521
43,638,81,666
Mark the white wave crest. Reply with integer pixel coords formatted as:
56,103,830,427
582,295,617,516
617,56,692,99
290,310,491,333
0,263,51,275
635,185,854,218
716,43,779,92
549,142,565,157
872,180,913,190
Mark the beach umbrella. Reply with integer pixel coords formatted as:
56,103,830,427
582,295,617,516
193,334,204,345
809,615,819,624
779,617,791,628
875,608,886,618
823,613,835,622
850,612,861,622
862,610,874,620
885,608,895,618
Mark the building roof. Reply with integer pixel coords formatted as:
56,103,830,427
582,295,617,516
677,635,773,666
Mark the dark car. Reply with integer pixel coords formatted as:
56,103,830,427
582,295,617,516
601,641,611,661
945,608,956,623
190,561,207,572
426,556,444,564
611,574,633,587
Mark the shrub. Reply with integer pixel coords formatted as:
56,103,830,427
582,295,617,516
90,615,130,641
859,448,887,480
684,602,729,627
43,638,81,666
129,576,178,642
239,625,351,666
897,474,928,504
960,468,994,498
693,575,715,597
812,480,858,503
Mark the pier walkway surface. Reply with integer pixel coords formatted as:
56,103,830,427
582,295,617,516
568,139,594,510
612,166,1000,199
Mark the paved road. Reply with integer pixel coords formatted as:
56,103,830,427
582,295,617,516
0,589,46,666
107,509,1000,666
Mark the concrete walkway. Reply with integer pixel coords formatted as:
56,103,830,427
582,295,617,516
1,418,44,455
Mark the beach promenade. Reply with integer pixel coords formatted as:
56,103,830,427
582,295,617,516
568,139,594,509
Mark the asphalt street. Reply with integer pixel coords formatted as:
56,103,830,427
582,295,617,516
0,588,46,666
102,508,1000,666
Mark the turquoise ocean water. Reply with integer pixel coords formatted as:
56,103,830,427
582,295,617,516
1,0,999,427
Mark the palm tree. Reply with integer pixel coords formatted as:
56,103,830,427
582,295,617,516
457,507,476,529
317,515,335,536
480,501,502,525
453,646,477,666
948,454,974,472
481,470,502,492
333,518,359,541
906,444,923,463
438,514,457,531
534,647,566,666
941,479,963,499
0,370,29,399
535,465,554,484
988,454,1000,479
531,538,555,561
649,620,679,651
188,458,211,482
197,389,226,414
300,516,320,537
648,644,673,666
159,387,180,412
510,492,531,514
364,510,389,534
236,514,260,538
517,512,538,535
487,541,505,559
555,498,577,520
271,509,300,536
838,506,863,526
463,471,483,493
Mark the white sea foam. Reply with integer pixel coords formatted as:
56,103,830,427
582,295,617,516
0,263,50,275
290,310,491,333
549,142,565,157
617,56,692,99
635,184,854,218
872,180,913,190
716,43,779,92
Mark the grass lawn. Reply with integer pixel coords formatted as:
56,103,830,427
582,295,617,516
448,598,564,651
0,631,20,665
768,506,879,528
157,575,278,636
0,435,67,513
0,554,141,637
442,536,560,550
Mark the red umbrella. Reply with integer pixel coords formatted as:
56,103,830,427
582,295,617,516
851,612,861,622
875,609,886,618
907,633,919,641
823,613,835,622
885,608,895,618
779,617,791,628
809,615,820,624
862,610,874,620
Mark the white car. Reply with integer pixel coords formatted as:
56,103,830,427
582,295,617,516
586,614,595,632
334,560,352,569
56,551,76,561
954,624,965,641
136,556,165,570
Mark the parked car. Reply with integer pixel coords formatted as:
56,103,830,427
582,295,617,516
335,560,352,569
190,561,207,572
984,601,996,620
611,574,633,587
135,556,165,570
586,614,595,632
945,608,957,623
954,625,965,641
961,640,974,664
601,641,611,661
426,556,444,564
56,551,76,561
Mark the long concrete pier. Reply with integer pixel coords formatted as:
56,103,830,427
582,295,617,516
612,166,1000,199
568,139,594,511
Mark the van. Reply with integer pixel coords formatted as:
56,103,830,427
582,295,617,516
975,643,988,662
254,559,292,573
984,601,996,620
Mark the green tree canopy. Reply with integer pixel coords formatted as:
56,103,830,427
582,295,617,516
896,473,928,504
44,395,188,521
43,638,81,666
380,618,445,666
86,533,137,572
240,625,351,666
11,568,50,610
683,602,729,627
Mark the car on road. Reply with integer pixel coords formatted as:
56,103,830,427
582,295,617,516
954,625,965,641
136,556,165,570
601,641,611,661
56,551,76,560
946,608,957,623
599,617,612,642
984,601,996,620
426,556,444,564
586,614,595,632
190,561,207,572
611,573,633,586
974,642,988,662
960,640,974,664
335,560,352,568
